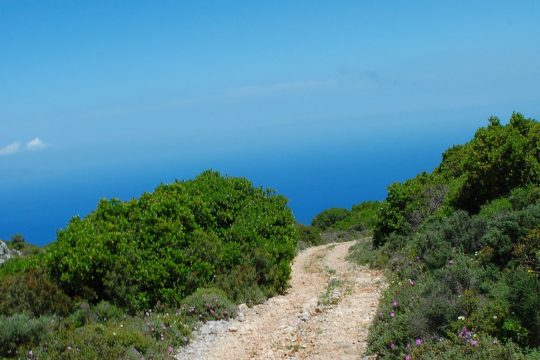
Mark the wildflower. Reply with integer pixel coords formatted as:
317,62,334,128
448,260,454,265
392,299,399,308
459,327,473,339
405,355,411,360
67,346,72,351
458,316,465,321
493,315,497,320
408,279,416,286
167,346,174,353
390,342,397,350
415,338,422,346
470,339,478,347
390,311,396,318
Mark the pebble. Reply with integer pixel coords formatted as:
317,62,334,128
238,303,249,314
299,312,310,321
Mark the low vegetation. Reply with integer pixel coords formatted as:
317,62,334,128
350,113,540,359
0,171,296,358
297,201,380,250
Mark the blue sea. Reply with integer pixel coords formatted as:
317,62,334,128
0,110,524,246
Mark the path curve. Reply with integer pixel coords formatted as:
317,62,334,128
176,240,386,360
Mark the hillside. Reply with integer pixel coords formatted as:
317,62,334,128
350,113,540,359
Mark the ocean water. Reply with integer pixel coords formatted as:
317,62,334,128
0,118,483,247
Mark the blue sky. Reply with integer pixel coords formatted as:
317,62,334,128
1,1,539,244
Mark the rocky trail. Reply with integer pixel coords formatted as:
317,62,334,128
175,240,386,360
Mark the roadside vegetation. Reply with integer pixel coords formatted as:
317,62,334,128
350,113,540,359
0,171,296,359
297,201,380,250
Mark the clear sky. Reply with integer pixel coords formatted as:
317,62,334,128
1,1,539,244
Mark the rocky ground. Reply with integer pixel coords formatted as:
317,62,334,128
175,240,386,360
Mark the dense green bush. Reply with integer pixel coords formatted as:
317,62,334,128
374,113,540,247
332,201,380,232
356,114,540,358
312,202,381,234
45,171,297,312
311,208,350,230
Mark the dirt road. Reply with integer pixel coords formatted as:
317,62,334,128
176,240,386,360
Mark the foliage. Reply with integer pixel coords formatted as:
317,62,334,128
295,223,323,250
0,314,52,358
355,114,540,358
332,201,380,232
0,254,45,279
311,207,350,230
374,113,540,247
32,307,190,359
46,170,297,312
3,234,42,256
0,268,73,317
179,287,237,322
312,201,380,234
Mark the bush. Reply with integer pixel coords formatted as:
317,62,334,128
0,268,73,317
311,208,350,230
332,201,381,232
45,171,297,312
180,287,237,322
34,303,190,359
504,268,540,347
295,223,322,250
0,314,52,357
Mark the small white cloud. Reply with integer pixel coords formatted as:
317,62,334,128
0,138,48,156
0,142,22,156
26,137,47,151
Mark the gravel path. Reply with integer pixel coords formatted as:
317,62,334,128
175,240,386,360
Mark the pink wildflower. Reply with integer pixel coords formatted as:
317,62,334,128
415,338,422,346
390,311,396,318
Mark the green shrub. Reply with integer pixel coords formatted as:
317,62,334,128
0,314,52,357
408,336,538,360
295,223,322,250
34,306,190,359
180,287,237,322
311,208,350,230
0,268,73,316
45,171,297,312
504,268,540,347
449,113,540,213
351,114,540,358
332,201,380,232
